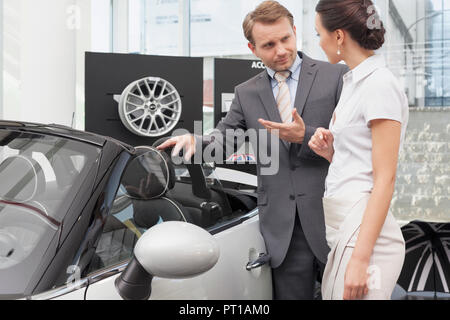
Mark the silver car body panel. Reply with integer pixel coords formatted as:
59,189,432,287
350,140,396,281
82,215,271,300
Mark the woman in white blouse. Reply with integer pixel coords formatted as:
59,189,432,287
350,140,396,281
310,0,409,300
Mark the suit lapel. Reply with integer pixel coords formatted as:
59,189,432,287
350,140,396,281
294,53,318,117
256,52,319,152
288,53,318,153
256,73,290,151
256,73,282,123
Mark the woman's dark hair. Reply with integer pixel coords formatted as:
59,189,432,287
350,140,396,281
316,0,386,50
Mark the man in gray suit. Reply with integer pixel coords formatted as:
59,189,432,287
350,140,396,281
158,1,347,299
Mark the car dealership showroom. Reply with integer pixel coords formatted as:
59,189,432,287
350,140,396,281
0,0,448,305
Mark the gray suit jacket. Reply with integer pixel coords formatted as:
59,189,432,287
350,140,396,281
203,52,348,268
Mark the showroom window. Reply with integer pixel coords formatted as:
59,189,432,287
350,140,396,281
382,0,450,108
127,0,187,56
124,0,303,57
92,0,113,53
117,0,450,109
424,0,450,106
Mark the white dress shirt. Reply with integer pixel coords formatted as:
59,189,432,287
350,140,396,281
266,53,302,117
324,54,409,197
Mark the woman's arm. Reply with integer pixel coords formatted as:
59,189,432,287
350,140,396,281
343,118,402,300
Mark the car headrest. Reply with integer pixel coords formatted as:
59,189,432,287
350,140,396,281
152,137,212,200
132,198,185,229
159,150,176,190
0,155,46,202
121,147,175,200
151,138,177,190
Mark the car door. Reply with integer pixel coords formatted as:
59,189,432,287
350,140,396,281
150,213,272,299
79,147,272,300
82,211,271,300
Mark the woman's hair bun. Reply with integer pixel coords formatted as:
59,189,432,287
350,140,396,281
316,0,386,51
361,25,386,50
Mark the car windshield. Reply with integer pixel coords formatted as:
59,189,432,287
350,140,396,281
0,129,101,298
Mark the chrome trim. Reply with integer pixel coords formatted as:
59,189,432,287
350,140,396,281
86,261,129,285
28,261,130,300
28,278,90,300
208,208,259,234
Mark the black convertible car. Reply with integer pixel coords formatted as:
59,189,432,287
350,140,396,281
0,120,274,300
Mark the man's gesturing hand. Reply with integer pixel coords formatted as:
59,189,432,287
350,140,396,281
258,109,306,144
156,134,196,162
308,128,334,163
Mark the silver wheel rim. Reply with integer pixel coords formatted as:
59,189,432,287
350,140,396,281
118,77,182,137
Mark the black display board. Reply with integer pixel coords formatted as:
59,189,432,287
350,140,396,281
214,58,265,175
214,58,266,127
85,52,203,147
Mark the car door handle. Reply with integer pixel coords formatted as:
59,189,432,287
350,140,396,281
246,253,271,271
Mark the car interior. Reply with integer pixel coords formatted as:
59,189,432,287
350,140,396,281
150,138,258,228
87,144,258,276
112,141,258,232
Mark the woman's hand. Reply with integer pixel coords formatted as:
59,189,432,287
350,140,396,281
343,256,370,300
308,128,334,162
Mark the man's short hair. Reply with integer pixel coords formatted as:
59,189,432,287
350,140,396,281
243,1,294,45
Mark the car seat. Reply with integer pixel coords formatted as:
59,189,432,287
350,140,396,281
151,138,231,228
120,146,197,229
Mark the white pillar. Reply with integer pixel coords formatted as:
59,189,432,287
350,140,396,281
178,0,190,56
415,0,426,107
3,0,77,126
301,0,326,60
112,0,129,53
75,0,92,130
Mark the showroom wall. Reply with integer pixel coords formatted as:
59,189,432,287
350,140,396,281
393,108,450,224
1,0,93,127
3,0,77,125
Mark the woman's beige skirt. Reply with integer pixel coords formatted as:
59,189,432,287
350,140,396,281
321,193,405,300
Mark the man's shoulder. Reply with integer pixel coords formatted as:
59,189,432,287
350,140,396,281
235,70,267,92
304,53,348,74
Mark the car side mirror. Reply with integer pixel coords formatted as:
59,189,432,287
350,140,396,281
115,221,220,300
